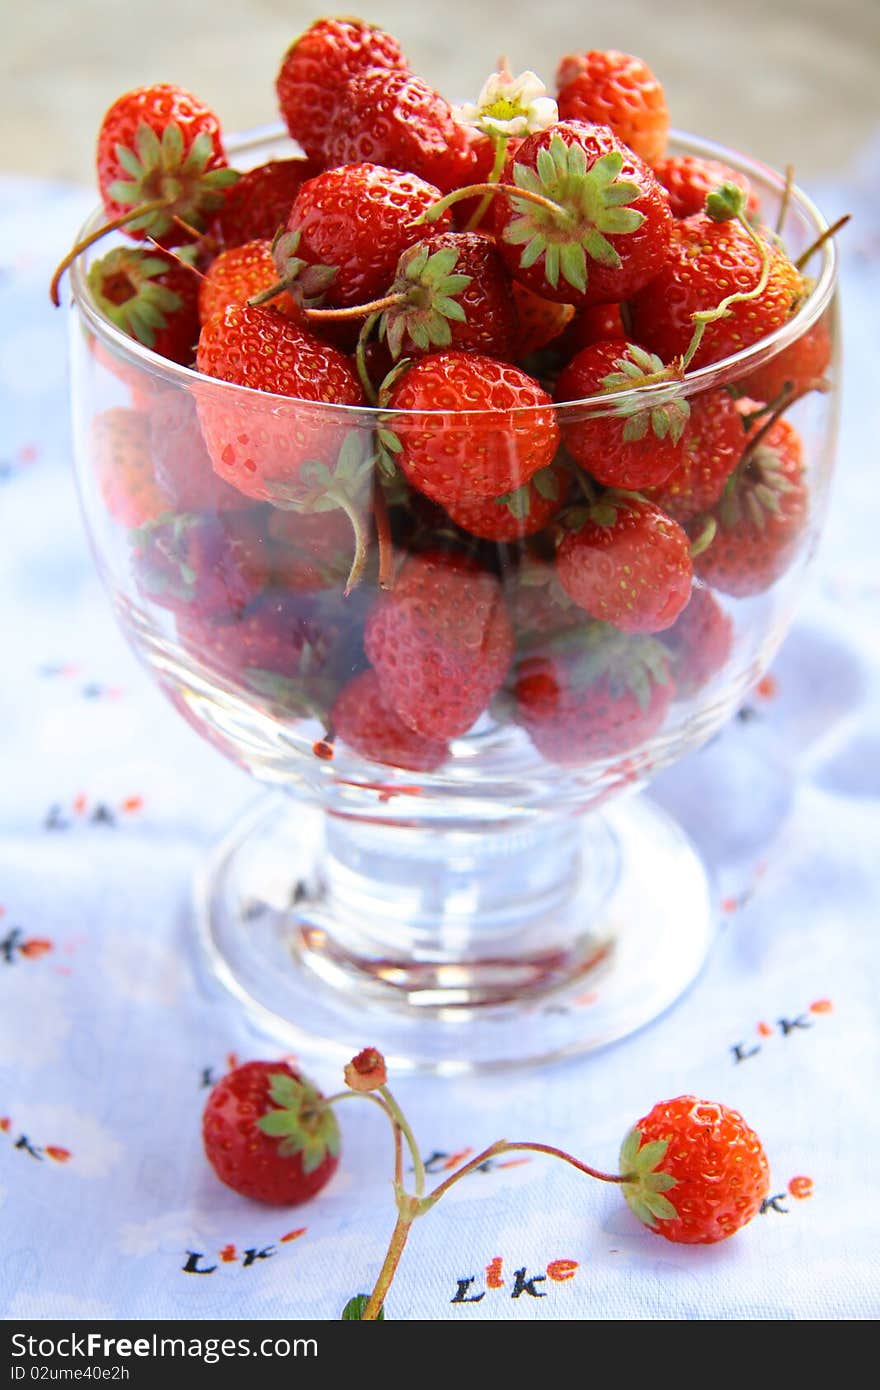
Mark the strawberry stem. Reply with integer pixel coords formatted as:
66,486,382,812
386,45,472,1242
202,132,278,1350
304,293,407,323
323,487,368,596
774,164,795,238
463,134,509,233
689,516,717,558
362,1212,414,1320
677,210,772,373
740,377,829,462
794,213,850,272
355,313,380,405
380,1085,425,1197
372,482,395,590
418,181,569,227
50,198,171,306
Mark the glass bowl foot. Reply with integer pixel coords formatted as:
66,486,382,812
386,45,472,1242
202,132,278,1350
196,794,715,1074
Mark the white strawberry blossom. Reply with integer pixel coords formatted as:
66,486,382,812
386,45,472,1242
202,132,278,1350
455,67,558,138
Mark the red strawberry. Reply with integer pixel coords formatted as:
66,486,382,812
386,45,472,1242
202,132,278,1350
198,240,297,323
364,551,514,740
660,585,733,697
326,69,464,195
203,1060,340,1205
276,18,407,163
195,305,364,502
380,231,518,363
556,50,670,165
694,414,807,596
512,625,673,764
387,352,559,506
332,670,449,772
95,83,233,245
133,509,270,618
492,122,672,306
209,158,319,248
285,163,452,309
652,154,759,220
146,387,255,514
556,340,689,490
621,1096,769,1243
444,462,567,541
645,387,745,522
87,247,200,364
178,591,352,716
557,495,693,633
92,407,168,528
556,302,626,359
505,555,580,640
743,312,833,403
629,213,802,369
512,281,576,356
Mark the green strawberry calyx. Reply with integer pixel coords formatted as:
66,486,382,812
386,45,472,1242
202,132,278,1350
718,444,800,533
503,137,646,293
266,431,374,594
498,465,561,520
107,120,239,238
256,1071,341,1175
341,1294,386,1320
619,1125,680,1229
248,227,338,311
380,245,473,359
600,344,691,445
87,247,187,350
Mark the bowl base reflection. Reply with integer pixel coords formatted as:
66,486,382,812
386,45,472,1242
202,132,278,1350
196,792,714,1073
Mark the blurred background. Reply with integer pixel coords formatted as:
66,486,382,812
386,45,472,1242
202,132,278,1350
3,0,879,183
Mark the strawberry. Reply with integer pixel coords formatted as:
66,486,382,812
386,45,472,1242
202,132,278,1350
331,670,449,772
621,1096,769,1243
644,387,745,522
512,625,673,764
556,340,690,490
146,387,255,514
276,18,407,163
133,509,270,619
556,50,670,165
694,413,807,596
444,462,567,541
198,240,297,323
195,304,364,502
660,585,733,697
87,247,200,364
557,495,693,633
326,69,465,195
178,591,353,716
285,164,452,309
203,1060,340,1205
652,155,758,220
512,281,575,356
629,212,802,369
364,551,514,740
555,302,626,359
387,352,559,506
491,122,672,306
95,84,234,245
743,312,833,403
92,407,168,528
209,158,318,248
505,555,580,640
379,232,518,363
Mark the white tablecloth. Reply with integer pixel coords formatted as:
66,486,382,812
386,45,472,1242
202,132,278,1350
1,164,878,1320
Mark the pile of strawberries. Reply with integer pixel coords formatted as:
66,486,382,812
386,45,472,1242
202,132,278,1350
62,16,833,774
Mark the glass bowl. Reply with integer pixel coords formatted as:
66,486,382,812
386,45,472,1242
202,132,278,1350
67,127,839,1071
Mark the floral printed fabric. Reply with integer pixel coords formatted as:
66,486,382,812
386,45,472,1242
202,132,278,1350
1,168,879,1321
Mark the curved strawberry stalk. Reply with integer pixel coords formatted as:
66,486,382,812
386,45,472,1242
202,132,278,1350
50,120,238,305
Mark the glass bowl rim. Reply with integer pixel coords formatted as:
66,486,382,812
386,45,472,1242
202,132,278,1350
68,124,838,420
